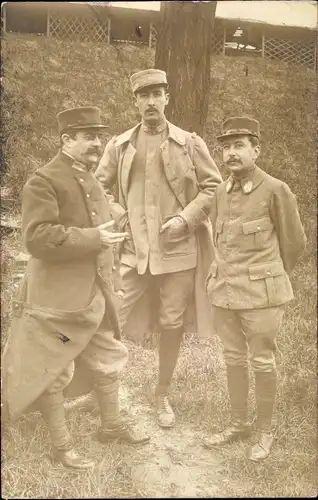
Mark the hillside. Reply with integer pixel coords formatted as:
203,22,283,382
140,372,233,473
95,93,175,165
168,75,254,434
1,34,317,499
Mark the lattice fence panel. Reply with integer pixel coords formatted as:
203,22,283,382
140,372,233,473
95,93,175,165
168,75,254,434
265,36,316,69
149,24,157,49
49,13,109,43
211,26,224,55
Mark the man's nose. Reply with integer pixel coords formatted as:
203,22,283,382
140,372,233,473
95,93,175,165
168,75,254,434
148,95,155,105
92,136,101,147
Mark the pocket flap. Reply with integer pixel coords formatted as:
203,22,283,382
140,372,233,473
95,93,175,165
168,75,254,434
249,261,285,280
216,219,224,234
242,217,272,235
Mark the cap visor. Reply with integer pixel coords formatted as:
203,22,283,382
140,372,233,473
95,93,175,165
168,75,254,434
69,124,108,129
217,132,258,141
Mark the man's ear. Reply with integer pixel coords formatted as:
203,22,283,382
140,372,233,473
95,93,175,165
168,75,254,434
133,95,139,109
61,133,71,146
254,145,261,160
165,92,170,106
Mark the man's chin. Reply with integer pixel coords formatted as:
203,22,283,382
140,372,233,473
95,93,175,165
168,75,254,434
227,164,242,172
86,154,100,165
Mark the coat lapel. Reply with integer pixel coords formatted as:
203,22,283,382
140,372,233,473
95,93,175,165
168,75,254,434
120,142,136,205
160,138,187,209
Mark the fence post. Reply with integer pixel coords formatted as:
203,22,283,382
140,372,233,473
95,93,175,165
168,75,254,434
261,31,265,58
46,6,50,37
149,22,153,48
222,25,226,55
2,2,7,34
107,17,111,44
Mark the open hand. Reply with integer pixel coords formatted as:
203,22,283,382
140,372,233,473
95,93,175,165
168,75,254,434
98,220,129,246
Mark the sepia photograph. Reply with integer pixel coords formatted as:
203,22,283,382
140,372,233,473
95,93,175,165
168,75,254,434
1,1,316,498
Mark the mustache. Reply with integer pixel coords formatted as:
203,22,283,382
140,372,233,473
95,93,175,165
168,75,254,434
227,158,241,164
146,108,158,112
87,148,102,155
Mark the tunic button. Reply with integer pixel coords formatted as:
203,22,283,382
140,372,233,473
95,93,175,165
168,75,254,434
86,193,90,198
257,226,261,231
266,271,271,276
92,211,96,216
79,178,84,183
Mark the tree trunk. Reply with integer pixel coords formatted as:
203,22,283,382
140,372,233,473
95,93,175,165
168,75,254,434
155,1,217,136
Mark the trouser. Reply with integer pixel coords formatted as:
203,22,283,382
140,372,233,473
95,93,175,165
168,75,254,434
119,264,195,394
213,305,285,432
38,321,128,451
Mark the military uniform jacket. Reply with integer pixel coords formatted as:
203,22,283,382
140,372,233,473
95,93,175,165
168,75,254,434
2,152,121,420
206,166,307,309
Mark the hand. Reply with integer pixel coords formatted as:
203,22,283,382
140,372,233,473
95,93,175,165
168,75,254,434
98,220,129,246
160,216,188,237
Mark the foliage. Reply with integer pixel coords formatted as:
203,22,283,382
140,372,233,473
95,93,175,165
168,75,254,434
1,34,316,498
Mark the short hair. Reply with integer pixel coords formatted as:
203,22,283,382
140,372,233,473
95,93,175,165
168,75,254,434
248,136,260,147
59,129,78,146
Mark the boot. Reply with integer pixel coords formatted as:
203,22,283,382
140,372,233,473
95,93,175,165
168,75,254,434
247,370,276,461
39,391,95,469
95,380,150,445
203,365,251,448
155,327,183,428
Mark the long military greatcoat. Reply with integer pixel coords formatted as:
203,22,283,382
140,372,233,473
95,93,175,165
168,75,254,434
96,121,223,338
2,152,121,421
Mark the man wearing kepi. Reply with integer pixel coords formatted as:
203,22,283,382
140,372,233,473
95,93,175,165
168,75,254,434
96,69,222,428
2,106,150,470
203,116,307,461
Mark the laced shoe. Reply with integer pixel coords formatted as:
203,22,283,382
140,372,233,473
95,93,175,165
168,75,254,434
53,448,95,469
98,421,150,445
155,395,176,428
202,421,251,448
247,432,274,462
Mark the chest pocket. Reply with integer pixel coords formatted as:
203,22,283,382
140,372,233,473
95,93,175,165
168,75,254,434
242,217,273,251
214,218,224,246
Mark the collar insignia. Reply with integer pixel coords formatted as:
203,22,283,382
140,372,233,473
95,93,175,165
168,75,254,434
226,179,234,193
243,181,253,194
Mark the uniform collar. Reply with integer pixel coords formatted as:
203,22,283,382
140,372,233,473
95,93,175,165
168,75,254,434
115,119,186,147
59,150,91,172
141,117,167,135
225,166,265,195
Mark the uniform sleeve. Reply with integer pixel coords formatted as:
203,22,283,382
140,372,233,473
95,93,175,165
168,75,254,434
95,136,128,230
22,174,102,262
270,182,307,274
179,134,223,232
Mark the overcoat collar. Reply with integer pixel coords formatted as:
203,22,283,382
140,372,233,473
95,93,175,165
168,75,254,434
114,120,187,147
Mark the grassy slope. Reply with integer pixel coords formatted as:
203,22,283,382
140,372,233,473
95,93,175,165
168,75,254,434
1,34,317,498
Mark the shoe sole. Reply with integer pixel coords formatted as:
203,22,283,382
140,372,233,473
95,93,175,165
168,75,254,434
202,434,250,448
157,422,176,428
53,458,96,470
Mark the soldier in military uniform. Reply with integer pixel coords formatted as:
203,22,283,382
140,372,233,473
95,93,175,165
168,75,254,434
203,116,307,461
95,69,222,428
2,107,150,470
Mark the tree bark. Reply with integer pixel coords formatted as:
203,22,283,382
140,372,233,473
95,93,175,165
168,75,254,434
155,1,217,136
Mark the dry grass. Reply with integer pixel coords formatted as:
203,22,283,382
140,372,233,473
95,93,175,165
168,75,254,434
1,33,317,498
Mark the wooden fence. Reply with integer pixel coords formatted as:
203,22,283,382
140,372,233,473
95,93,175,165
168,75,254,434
2,4,316,70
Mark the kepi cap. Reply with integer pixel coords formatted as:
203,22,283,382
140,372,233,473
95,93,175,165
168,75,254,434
56,106,108,135
217,116,260,141
130,69,168,94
